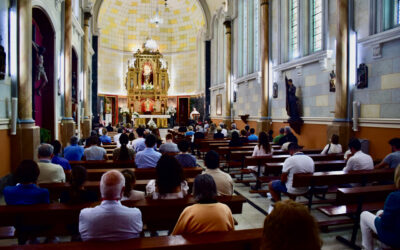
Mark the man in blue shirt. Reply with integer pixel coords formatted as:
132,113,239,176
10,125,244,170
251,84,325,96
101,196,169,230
135,134,161,168
99,128,112,144
184,126,195,136
51,140,71,171
375,138,400,169
247,128,258,141
4,160,50,244
64,136,84,161
175,140,197,167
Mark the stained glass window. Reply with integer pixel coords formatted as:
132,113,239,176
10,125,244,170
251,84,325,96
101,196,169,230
311,0,323,52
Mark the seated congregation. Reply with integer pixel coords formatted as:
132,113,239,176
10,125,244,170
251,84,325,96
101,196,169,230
0,122,399,250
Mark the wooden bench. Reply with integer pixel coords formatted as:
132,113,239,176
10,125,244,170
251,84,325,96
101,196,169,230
69,160,135,169
86,167,204,181
0,228,262,250
0,195,247,236
317,185,395,249
40,178,195,200
292,168,395,209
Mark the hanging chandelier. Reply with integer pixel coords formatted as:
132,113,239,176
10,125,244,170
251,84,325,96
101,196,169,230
149,0,167,27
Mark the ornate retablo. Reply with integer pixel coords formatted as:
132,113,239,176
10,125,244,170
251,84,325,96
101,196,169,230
126,39,170,115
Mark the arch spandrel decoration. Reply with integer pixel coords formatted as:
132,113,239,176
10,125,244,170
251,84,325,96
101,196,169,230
126,44,169,115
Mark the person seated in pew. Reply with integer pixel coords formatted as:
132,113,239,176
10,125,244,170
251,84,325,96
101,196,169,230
273,127,285,144
247,128,258,142
99,128,112,144
267,130,274,142
51,140,71,171
247,132,272,174
113,128,123,148
4,160,51,245
219,123,228,137
343,138,373,173
135,134,161,168
268,143,314,202
185,126,195,136
240,129,249,144
37,144,66,184
213,126,225,139
84,130,99,149
106,122,113,132
83,136,108,161
175,140,197,167
278,126,298,146
360,165,400,250
113,134,135,161
128,132,135,148
321,134,342,155
228,131,243,147
79,170,142,241
121,169,145,201
203,151,233,196
133,127,146,152
260,200,322,250
146,154,189,199
375,138,400,169
64,136,84,161
227,123,240,139
208,123,217,136
60,166,98,204
244,125,251,136
171,174,234,235
159,133,179,153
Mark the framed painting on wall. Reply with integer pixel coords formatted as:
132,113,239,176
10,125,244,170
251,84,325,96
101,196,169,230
216,94,222,116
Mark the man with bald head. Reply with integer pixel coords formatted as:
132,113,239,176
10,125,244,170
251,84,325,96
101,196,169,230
79,170,142,241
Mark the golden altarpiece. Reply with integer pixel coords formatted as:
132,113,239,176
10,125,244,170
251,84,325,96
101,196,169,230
125,41,170,127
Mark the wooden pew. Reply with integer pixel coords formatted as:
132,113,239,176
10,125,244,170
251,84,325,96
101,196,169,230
292,168,395,209
69,160,135,169
317,185,395,249
0,228,263,250
86,167,203,181
0,195,247,236
40,178,195,200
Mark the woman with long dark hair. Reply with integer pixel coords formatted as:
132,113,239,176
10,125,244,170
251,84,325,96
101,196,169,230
171,174,234,235
247,131,272,173
146,154,188,199
113,133,135,161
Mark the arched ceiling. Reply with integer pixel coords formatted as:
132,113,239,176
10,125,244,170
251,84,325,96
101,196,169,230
98,0,209,53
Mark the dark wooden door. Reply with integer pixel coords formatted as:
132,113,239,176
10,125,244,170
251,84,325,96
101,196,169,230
178,98,189,126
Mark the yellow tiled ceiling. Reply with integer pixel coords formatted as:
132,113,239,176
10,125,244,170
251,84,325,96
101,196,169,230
98,0,205,53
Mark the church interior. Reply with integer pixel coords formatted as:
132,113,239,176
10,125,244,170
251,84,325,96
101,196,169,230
0,0,399,249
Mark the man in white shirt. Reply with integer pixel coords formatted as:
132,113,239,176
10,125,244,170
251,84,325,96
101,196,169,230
83,136,107,160
268,143,314,201
79,170,142,241
203,151,233,196
113,128,123,148
343,138,374,173
37,144,66,184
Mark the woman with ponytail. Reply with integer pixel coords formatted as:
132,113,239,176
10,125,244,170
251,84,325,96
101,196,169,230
113,133,135,161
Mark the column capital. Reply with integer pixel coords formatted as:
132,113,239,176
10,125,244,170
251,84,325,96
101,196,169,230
260,0,269,6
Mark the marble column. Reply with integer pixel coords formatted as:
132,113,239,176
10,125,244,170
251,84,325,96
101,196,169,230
327,0,352,147
222,20,232,128
11,0,40,169
82,12,92,139
257,0,272,133
61,0,75,147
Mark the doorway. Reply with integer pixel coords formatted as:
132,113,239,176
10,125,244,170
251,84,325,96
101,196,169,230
178,97,189,126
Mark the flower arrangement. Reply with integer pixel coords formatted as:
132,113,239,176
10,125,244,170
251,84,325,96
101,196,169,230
147,118,157,129
132,112,140,118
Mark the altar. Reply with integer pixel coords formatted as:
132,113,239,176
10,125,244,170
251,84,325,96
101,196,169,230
134,115,170,128
125,39,171,128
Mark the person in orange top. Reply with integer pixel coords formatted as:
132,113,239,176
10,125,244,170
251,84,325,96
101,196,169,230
171,174,234,235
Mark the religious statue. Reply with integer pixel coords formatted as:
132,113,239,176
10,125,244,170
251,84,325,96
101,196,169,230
329,70,336,92
273,82,278,98
32,41,48,96
285,76,303,134
356,63,368,89
0,44,5,80
155,97,161,112
142,62,154,90
142,98,154,113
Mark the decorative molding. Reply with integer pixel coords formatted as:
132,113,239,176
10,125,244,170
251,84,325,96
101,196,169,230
209,83,225,91
233,71,261,85
358,27,400,59
272,50,333,75
358,118,400,129
72,15,84,37
55,0,65,11
272,117,335,125
0,118,10,130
